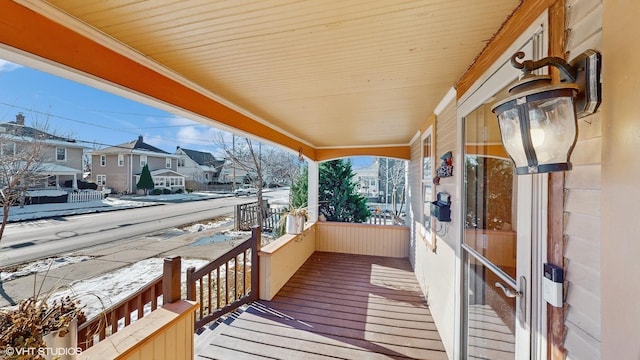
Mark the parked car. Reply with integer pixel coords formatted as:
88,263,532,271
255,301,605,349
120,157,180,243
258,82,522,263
234,185,258,196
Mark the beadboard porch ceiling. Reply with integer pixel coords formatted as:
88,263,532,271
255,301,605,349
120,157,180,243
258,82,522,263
10,0,521,159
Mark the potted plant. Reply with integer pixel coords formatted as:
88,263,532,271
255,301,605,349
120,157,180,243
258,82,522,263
284,206,308,235
275,205,308,235
0,294,86,360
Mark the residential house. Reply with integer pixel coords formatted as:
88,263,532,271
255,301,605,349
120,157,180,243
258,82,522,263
90,136,184,194
0,113,86,190
353,159,380,200
217,159,249,185
5,1,637,359
175,146,224,190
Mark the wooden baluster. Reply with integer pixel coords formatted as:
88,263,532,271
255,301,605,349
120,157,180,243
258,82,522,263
137,294,143,320
225,262,229,306
243,250,247,296
186,266,196,301
216,268,221,310
251,226,261,300
199,278,204,316
207,272,212,314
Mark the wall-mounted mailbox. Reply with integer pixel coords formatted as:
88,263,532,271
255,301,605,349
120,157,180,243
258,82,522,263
431,192,451,222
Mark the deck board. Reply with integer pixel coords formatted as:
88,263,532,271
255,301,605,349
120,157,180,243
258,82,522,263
196,252,448,360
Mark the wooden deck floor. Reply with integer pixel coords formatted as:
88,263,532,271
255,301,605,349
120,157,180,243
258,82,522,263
195,252,448,360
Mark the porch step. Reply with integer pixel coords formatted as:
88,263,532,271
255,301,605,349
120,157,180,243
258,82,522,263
194,303,250,351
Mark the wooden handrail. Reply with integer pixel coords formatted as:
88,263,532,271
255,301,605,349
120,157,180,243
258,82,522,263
77,256,182,350
77,276,163,350
187,227,261,329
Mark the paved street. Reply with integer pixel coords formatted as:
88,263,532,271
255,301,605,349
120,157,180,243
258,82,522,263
0,197,244,268
0,188,288,268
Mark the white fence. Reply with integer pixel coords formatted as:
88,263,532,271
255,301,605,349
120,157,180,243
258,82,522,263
67,191,104,203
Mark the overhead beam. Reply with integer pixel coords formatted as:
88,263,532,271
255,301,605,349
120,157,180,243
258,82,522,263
316,146,411,162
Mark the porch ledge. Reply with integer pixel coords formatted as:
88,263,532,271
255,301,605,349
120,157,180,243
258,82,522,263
259,223,315,255
78,300,197,360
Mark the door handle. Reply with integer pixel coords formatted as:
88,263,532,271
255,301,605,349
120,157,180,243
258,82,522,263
495,282,523,298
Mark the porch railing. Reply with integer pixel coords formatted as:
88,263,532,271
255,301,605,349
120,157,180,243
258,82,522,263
262,207,285,232
77,257,181,350
235,201,284,231
186,227,260,329
67,191,104,203
366,212,405,225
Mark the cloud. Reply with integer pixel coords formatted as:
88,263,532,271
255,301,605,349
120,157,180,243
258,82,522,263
143,132,165,148
0,59,22,72
168,116,199,126
175,124,217,146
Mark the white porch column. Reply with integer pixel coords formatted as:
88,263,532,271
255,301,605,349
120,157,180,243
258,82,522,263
72,174,78,190
307,161,319,223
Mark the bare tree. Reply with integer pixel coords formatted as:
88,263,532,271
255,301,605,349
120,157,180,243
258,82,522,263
259,145,302,188
215,132,267,226
214,131,301,227
380,158,407,224
0,121,47,241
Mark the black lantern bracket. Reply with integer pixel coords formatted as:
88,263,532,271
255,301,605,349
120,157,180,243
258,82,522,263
511,50,602,119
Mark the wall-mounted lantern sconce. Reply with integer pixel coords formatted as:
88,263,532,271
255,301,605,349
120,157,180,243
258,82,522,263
491,50,601,175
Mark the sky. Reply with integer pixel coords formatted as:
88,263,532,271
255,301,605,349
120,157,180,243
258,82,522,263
0,58,372,168
0,58,224,156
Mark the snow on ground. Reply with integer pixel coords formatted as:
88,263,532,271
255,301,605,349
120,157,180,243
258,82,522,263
0,255,92,282
25,189,68,196
180,217,234,233
46,257,209,320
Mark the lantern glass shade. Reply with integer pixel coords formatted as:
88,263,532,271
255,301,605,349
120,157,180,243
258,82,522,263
493,87,578,174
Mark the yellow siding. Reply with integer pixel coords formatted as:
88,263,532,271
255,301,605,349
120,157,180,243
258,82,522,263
258,225,317,300
316,222,410,258
564,0,603,358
